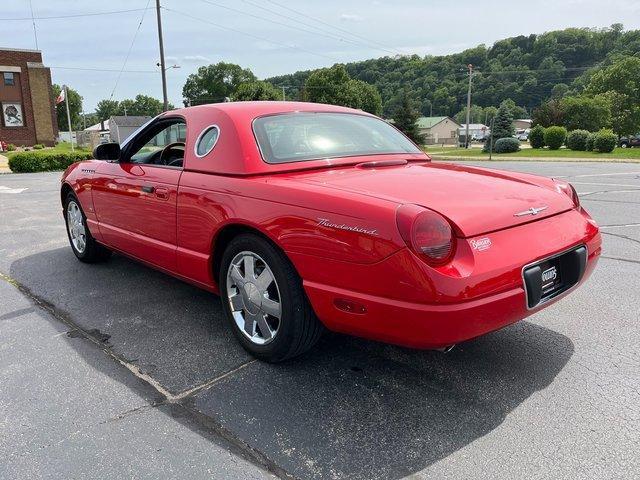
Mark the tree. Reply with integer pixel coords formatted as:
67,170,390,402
484,102,514,152
233,81,282,101
126,94,167,116
95,99,120,121
94,95,172,120
392,89,424,145
304,64,382,115
499,99,528,120
52,84,82,131
182,62,256,106
586,56,640,135
532,99,564,127
559,94,611,131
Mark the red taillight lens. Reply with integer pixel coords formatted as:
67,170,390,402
554,180,580,208
396,204,455,266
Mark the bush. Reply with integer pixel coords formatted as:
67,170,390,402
529,125,545,148
543,126,567,150
566,129,590,151
6,143,16,151
593,129,617,153
494,137,521,153
8,151,92,173
585,132,596,151
33,144,44,149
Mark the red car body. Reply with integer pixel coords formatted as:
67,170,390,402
61,102,601,350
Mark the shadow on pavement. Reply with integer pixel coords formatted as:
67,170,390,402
10,247,574,479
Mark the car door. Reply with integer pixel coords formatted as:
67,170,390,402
92,117,186,272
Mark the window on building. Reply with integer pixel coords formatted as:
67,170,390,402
3,72,15,86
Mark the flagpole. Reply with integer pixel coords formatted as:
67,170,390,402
63,85,74,151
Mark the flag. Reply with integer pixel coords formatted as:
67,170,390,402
55,87,65,105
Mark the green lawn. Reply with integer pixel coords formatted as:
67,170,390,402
425,146,640,161
4,142,90,159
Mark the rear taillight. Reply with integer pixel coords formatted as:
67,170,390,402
553,179,580,208
396,204,455,266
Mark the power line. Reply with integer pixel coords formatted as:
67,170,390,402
195,0,377,57
0,7,154,21
49,66,156,73
240,0,400,56
264,0,403,55
163,7,339,62
109,0,153,101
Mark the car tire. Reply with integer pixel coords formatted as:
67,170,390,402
64,193,111,263
219,233,323,362
620,143,628,148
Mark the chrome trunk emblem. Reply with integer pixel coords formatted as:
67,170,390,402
514,206,548,217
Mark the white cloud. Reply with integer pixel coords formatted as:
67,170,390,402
182,55,212,63
340,13,364,22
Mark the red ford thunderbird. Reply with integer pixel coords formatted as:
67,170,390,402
61,102,601,361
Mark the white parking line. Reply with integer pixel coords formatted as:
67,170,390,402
600,223,640,229
0,185,27,194
559,171,640,178
571,181,640,187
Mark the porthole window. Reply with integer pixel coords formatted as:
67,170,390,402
195,125,220,157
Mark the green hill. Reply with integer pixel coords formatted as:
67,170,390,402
266,24,640,118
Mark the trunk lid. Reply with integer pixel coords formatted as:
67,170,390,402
286,161,573,237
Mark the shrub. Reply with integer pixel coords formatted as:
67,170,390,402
593,129,617,153
585,132,596,151
543,126,567,150
6,143,16,151
494,137,521,153
566,129,590,151
33,144,45,149
529,125,545,148
8,151,92,173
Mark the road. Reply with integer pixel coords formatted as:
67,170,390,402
0,162,638,479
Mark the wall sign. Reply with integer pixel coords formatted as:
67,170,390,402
2,103,24,127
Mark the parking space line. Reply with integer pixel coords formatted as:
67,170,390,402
571,181,640,187
600,223,640,229
559,171,640,178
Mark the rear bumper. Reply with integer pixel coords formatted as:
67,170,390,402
300,208,601,349
304,245,598,349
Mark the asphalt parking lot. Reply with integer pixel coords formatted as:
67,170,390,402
1,161,638,479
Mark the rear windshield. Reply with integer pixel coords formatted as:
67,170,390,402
253,112,421,164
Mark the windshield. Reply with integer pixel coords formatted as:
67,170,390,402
253,112,421,164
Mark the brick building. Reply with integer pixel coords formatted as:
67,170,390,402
0,48,57,146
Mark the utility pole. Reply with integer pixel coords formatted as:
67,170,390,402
155,0,169,111
464,64,473,149
282,86,286,101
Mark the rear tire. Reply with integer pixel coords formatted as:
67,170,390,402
219,233,323,362
64,193,111,263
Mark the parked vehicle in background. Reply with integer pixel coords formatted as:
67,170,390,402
619,134,640,148
515,129,530,141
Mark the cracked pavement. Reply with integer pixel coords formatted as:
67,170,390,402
0,161,638,479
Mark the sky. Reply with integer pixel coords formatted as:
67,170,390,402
2,0,640,112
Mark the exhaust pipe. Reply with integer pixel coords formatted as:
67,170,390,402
436,344,456,353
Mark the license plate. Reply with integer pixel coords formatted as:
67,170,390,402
522,246,587,309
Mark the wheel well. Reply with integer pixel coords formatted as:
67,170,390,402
61,183,73,206
212,224,283,283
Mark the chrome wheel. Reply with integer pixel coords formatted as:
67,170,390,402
67,200,86,253
226,251,281,345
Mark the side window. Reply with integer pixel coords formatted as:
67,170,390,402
128,121,186,167
195,125,220,157
3,72,15,86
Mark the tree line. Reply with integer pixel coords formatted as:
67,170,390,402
58,24,640,138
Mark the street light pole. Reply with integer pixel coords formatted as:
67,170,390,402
155,0,169,111
464,64,473,149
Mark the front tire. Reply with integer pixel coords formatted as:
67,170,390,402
219,233,323,362
64,193,111,263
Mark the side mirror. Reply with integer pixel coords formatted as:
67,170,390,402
93,142,121,160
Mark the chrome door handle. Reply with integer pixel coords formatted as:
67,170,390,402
141,185,154,194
